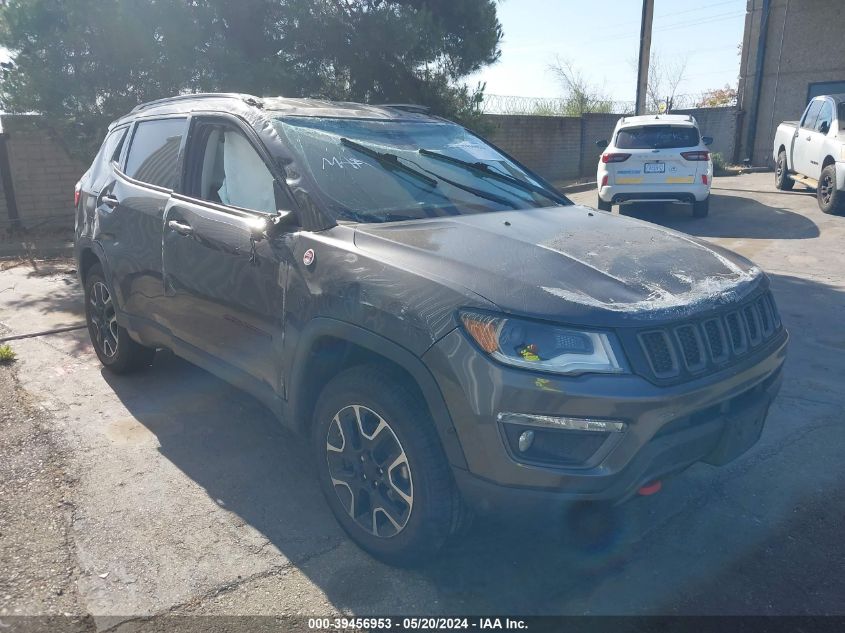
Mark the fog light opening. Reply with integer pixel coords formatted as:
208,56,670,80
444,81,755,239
517,430,535,452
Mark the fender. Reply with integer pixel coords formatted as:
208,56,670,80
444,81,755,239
75,237,132,328
285,317,468,469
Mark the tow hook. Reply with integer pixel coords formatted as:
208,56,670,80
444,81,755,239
638,480,662,496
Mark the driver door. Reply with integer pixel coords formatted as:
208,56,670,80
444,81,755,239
792,99,823,177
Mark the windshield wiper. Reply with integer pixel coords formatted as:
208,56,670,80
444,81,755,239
340,137,437,188
418,148,568,204
341,137,513,208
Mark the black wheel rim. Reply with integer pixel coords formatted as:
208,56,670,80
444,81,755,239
820,174,833,204
88,281,119,358
776,158,783,181
325,405,413,538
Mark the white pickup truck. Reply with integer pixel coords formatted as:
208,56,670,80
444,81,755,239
773,93,845,214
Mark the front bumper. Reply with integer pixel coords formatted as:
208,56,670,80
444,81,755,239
423,328,787,513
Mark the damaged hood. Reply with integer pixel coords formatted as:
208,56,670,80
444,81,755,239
352,206,766,327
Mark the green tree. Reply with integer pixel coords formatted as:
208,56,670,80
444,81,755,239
0,0,501,159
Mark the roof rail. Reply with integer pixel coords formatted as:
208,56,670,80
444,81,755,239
129,93,262,114
379,103,431,114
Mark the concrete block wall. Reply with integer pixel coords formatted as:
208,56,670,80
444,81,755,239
0,115,85,229
483,107,739,182
580,113,622,178
483,114,582,182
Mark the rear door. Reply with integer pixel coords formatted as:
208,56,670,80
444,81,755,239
792,99,823,176
614,124,699,187
161,115,297,395
77,125,128,234
99,117,187,323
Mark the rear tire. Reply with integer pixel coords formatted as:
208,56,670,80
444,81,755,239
774,151,794,190
597,197,612,212
817,164,845,215
692,197,710,218
84,264,155,373
311,365,462,566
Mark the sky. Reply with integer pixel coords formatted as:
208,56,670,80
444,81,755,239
0,0,746,105
470,0,747,103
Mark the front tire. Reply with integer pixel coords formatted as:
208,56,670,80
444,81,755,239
692,196,710,218
84,264,155,373
774,151,794,190
311,365,461,565
817,165,845,215
597,197,612,212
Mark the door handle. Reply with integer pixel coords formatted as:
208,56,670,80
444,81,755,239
806,136,812,141
101,194,119,209
167,220,194,236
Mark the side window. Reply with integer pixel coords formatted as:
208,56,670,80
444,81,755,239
124,118,187,189
800,100,823,130
815,100,833,133
89,127,127,185
189,122,277,213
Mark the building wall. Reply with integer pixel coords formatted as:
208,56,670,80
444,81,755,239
483,114,583,182
737,0,845,165
0,115,84,229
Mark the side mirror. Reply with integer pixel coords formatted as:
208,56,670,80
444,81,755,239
248,209,297,241
818,121,830,135
702,136,714,146
595,139,608,148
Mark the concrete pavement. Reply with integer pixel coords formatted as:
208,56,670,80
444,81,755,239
0,173,843,619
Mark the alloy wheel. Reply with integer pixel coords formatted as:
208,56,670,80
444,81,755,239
88,281,119,358
325,404,414,538
820,174,833,204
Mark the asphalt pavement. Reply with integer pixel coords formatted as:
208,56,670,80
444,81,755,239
0,173,843,620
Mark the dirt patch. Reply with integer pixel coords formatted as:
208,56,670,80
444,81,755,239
0,364,84,618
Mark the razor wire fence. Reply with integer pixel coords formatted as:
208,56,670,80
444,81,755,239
480,93,736,116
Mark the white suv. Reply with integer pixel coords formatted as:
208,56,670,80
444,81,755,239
596,114,713,217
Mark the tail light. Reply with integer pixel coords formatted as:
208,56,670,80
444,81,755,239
600,174,609,187
74,183,81,207
601,153,631,163
681,151,709,161
701,174,709,185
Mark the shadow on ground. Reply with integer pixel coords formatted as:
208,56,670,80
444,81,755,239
98,269,845,615
618,191,820,240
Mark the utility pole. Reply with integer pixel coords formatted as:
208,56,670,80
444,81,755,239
635,0,655,115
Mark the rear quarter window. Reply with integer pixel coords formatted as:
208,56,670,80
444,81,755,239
124,118,187,189
88,126,127,188
615,125,700,150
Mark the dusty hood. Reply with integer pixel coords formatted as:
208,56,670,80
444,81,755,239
352,206,765,326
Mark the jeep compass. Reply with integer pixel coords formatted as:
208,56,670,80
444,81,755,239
75,94,788,565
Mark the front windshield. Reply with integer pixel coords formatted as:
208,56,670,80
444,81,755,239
273,117,569,223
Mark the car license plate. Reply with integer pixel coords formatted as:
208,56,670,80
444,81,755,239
644,162,665,173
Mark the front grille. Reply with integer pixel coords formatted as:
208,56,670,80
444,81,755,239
636,291,782,382
639,331,677,377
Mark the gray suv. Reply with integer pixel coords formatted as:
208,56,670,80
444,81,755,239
75,94,788,565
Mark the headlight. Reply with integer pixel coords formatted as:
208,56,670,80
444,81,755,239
459,310,627,375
